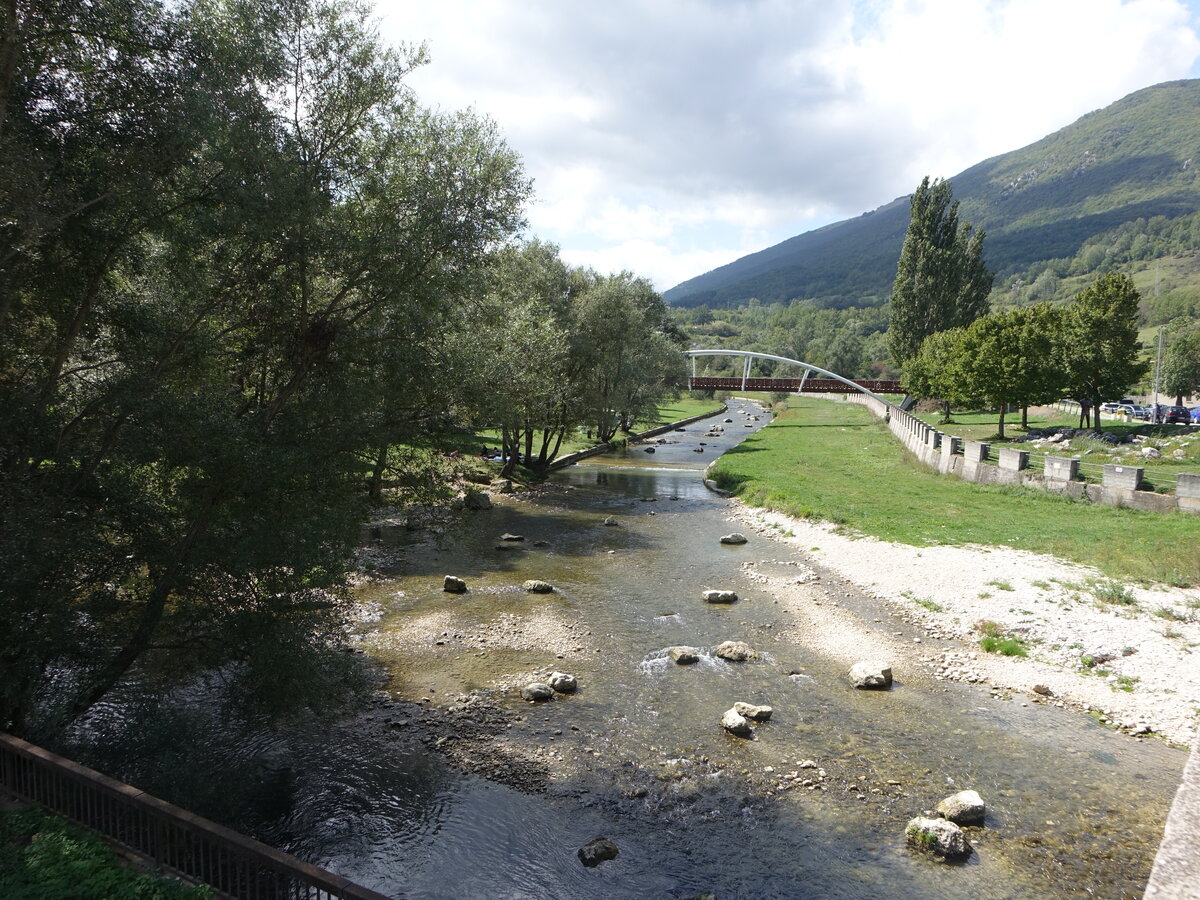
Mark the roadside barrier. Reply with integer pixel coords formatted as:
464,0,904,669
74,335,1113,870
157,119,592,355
0,731,391,900
813,393,1200,515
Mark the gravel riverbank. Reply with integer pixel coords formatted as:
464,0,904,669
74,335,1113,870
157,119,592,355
733,502,1200,746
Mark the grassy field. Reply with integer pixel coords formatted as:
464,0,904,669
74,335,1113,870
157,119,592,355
709,397,1200,586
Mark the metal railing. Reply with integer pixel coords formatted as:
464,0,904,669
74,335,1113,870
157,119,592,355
0,731,392,900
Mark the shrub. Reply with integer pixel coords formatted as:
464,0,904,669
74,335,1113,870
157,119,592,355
0,807,211,899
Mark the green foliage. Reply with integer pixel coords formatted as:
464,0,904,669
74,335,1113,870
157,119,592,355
1160,327,1200,401
888,177,993,367
0,0,535,734
0,807,210,899
975,620,1028,656
1060,273,1151,416
1090,580,1137,605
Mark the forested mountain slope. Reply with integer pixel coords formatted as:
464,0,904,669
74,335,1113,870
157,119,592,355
665,80,1200,310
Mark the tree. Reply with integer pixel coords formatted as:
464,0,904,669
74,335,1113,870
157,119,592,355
955,306,1062,439
887,176,994,368
900,327,970,421
0,0,530,736
1160,328,1200,405
569,273,687,443
1059,273,1149,431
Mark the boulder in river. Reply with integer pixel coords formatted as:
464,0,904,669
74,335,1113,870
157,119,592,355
733,702,772,721
905,816,971,859
714,640,757,662
724,418,733,423
520,682,554,702
721,707,753,737
719,533,748,545
643,447,656,453
523,579,554,593
499,532,525,541
668,646,699,665
443,575,468,594
577,837,619,867
603,516,619,526
703,589,739,603
548,671,577,693
849,660,893,689
464,490,492,510
937,790,986,825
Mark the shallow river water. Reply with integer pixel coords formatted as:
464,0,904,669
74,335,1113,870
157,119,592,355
125,400,1187,899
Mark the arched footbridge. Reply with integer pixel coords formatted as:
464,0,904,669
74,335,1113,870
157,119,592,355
685,349,901,399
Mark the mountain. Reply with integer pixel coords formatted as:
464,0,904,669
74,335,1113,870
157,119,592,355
664,79,1200,309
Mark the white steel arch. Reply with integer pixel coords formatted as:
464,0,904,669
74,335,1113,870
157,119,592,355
685,349,891,405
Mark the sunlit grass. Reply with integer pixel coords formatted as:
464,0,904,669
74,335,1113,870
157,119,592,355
709,397,1200,586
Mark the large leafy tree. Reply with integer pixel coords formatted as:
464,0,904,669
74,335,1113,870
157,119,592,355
569,273,688,443
1059,273,1149,430
0,0,529,736
955,306,1062,439
1160,327,1200,406
888,176,993,368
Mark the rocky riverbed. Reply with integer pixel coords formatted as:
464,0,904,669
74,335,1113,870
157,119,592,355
735,503,1200,746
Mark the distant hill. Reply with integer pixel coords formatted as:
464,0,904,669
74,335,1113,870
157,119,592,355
664,80,1200,310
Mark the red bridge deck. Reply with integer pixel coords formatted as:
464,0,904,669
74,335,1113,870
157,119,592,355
688,376,902,393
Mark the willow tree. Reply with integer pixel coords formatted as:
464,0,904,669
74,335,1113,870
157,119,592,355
888,177,993,369
0,0,529,737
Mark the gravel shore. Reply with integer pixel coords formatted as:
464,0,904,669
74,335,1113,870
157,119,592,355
733,501,1200,746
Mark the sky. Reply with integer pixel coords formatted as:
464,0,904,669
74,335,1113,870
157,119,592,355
376,0,1200,292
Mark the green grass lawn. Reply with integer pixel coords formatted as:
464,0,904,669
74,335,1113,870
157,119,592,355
709,397,1200,586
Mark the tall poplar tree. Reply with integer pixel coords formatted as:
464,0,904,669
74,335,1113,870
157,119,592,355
887,177,993,368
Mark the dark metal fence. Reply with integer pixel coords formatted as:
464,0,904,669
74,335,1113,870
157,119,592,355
0,731,392,900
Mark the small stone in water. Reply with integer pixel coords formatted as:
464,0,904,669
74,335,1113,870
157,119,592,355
578,837,619,867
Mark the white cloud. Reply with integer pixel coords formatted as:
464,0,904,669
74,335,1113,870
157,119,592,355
376,0,1200,290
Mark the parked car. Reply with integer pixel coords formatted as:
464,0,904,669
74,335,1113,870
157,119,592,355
1191,407,1200,424
1164,406,1191,424
1100,402,1121,413
1114,404,1145,419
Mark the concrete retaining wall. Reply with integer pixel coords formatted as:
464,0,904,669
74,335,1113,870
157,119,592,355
816,393,1200,514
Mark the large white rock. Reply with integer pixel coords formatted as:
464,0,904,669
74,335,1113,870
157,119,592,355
714,640,757,662
937,789,986,825
668,646,699,665
734,702,772,721
905,816,971,859
849,660,893,689
443,575,467,594
721,707,753,736
703,589,739,603
523,579,554,593
719,533,748,545
548,671,577,693
520,682,553,702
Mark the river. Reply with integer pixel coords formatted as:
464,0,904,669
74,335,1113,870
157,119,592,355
87,398,1188,899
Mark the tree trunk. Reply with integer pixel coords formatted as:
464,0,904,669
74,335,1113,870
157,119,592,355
997,406,1006,440
367,445,389,503
1021,406,1028,429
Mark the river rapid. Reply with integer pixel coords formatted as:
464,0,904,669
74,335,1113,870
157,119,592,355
89,399,1187,899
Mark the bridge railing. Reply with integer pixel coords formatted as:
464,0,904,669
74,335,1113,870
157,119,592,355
688,376,902,393
0,731,391,900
